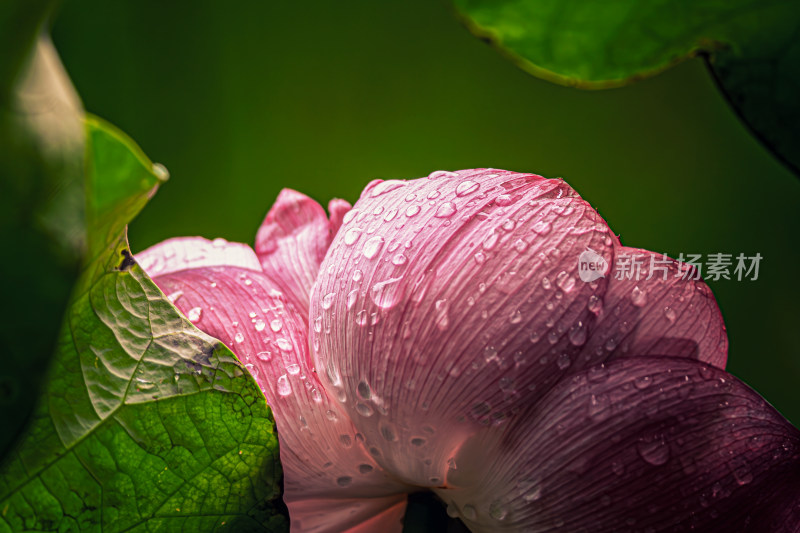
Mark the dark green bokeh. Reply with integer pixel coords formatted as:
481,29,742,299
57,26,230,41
52,0,799,433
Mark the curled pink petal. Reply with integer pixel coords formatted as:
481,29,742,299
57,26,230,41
255,189,349,319
580,246,728,368
438,357,800,532
329,198,352,234
311,169,620,486
149,266,408,532
136,236,261,277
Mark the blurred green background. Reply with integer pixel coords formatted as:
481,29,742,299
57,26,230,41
52,0,799,424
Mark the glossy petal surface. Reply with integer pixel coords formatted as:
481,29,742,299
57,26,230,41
438,357,800,532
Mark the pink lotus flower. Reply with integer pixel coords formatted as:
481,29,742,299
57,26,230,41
137,169,800,532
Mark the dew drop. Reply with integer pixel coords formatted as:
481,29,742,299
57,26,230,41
392,253,407,266
254,319,266,332
355,310,368,326
634,375,653,389
368,180,405,198
495,194,514,206
568,321,587,346
405,205,421,217
517,478,542,502
363,236,385,259
347,289,359,309
556,271,576,292
187,307,202,323
514,239,528,253
339,434,352,447
336,476,353,487
256,351,272,362
631,286,647,307
371,277,404,309
435,201,457,218
532,221,551,235
356,402,373,417
286,363,300,375
637,435,670,466
322,292,336,309
276,338,293,351
557,353,571,370
501,219,516,232
270,319,283,332
474,252,486,265
455,180,479,197
482,231,499,251
234,332,244,344
344,227,362,245
358,464,374,474
462,504,477,520
489,501,508,521
277,375,292,396
509,310,522,324
410,437,426,447
664,306,677,323
167,290,184,303
352,269,363,282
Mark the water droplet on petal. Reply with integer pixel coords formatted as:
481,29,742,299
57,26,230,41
631,286,647,307
405,205,421,217
363,236,385,259
509,310,522,324
187,307,202,323
532,221,551,235
344,227,362,245
428,170,458,180
435,201,457,218
517,478,542,502
358,464,374,474
483,231,499,251
277,375,292,396
514,239,528,252
167,290,184,303
557,353,571,369
455,180,479,197
664,306,677,323
234,332,245,343
254,319,266,332
392,253,407,266
556,271,576,292
637,435,670,466
568,321,587,346
634,375,653,389
356,310,368,326
489,501,508,521
276,338,293,351
495,194,514,207
322,292,336,309
356,402,373,417
270,319,283,332
336,476,353,486
286,363,300,375
353,269,363,282
369,180,405,197
462,505,477,520
371,277,404,309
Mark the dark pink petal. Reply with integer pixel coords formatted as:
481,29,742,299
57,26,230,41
578,246,728,369
310,169,616,486
149,266,408,532
136,236,261,277
438,357,800,532
255,189,351,319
